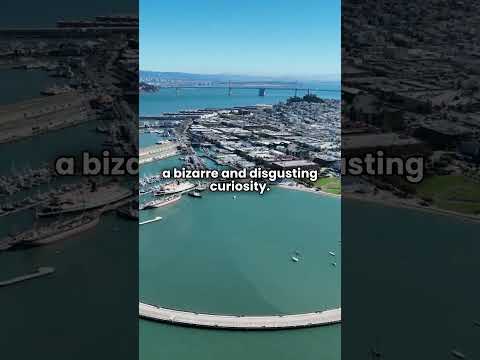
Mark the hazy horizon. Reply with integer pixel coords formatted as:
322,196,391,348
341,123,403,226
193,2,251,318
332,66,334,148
140,70,340,82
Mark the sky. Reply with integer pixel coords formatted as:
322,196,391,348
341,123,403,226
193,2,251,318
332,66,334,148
140,0,340,80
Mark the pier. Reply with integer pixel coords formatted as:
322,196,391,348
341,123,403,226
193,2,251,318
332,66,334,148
0,92,94,144
139,142,180,164
0,267,54,287
139,302,341,330
139,216,163,225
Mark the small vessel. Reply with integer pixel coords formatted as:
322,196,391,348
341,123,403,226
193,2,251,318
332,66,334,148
154,181,196,195
139,216,162,225
451,350,465,359
4,214,100,249
329,251,336,256
196,183,208,192
96,123,109,133
331,262,337,267
188,191,202,198
41,84,73,96
140,194,181,210
291,250,301,262
233,195,237,200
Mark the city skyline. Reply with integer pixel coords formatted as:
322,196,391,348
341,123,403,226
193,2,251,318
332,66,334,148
140,0,340,79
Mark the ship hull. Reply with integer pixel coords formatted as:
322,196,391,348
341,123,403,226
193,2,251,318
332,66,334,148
9,216,100,250
140,195,180,210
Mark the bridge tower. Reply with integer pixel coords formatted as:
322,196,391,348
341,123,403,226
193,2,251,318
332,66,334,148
258,88,266,97
175,87,180,96
228,81,232,96
294,88,298,97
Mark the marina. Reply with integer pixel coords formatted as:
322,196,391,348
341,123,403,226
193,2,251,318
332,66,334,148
139,79,342,358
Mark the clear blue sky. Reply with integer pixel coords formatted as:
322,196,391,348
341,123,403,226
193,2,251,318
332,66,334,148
140,0,340,79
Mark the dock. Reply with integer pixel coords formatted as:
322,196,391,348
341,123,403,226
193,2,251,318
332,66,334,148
139,302,341,330
0,93,94,144
0,267,55,287
139,216,163,225
139,142,179,164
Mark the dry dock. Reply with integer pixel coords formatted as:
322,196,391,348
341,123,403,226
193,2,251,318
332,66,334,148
139,302,341,330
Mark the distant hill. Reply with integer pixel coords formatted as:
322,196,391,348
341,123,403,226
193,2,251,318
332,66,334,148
140,71,340,85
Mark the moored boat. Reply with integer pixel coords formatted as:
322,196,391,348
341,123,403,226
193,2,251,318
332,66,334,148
140,194,181,210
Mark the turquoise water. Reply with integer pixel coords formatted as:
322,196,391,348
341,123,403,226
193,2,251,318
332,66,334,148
141,321,340,360
140,188,341,315
139,186,341,359
140,85,340,115
140,155,183,178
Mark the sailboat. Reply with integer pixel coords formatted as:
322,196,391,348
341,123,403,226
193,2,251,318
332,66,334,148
291,250,301,262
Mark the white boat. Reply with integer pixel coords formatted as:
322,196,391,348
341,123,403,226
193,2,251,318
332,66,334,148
140,194,181,210
291,256,299,262
329,251,336,256
154,181,196,195
196,184,208,192
188,191,202,198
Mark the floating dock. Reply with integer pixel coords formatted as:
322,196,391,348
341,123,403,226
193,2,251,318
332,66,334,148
139,216,163,225
139,302,341,330
0,267,55,287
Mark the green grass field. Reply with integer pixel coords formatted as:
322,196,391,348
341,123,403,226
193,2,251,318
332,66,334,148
416,175,480,214
313,177,341,195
